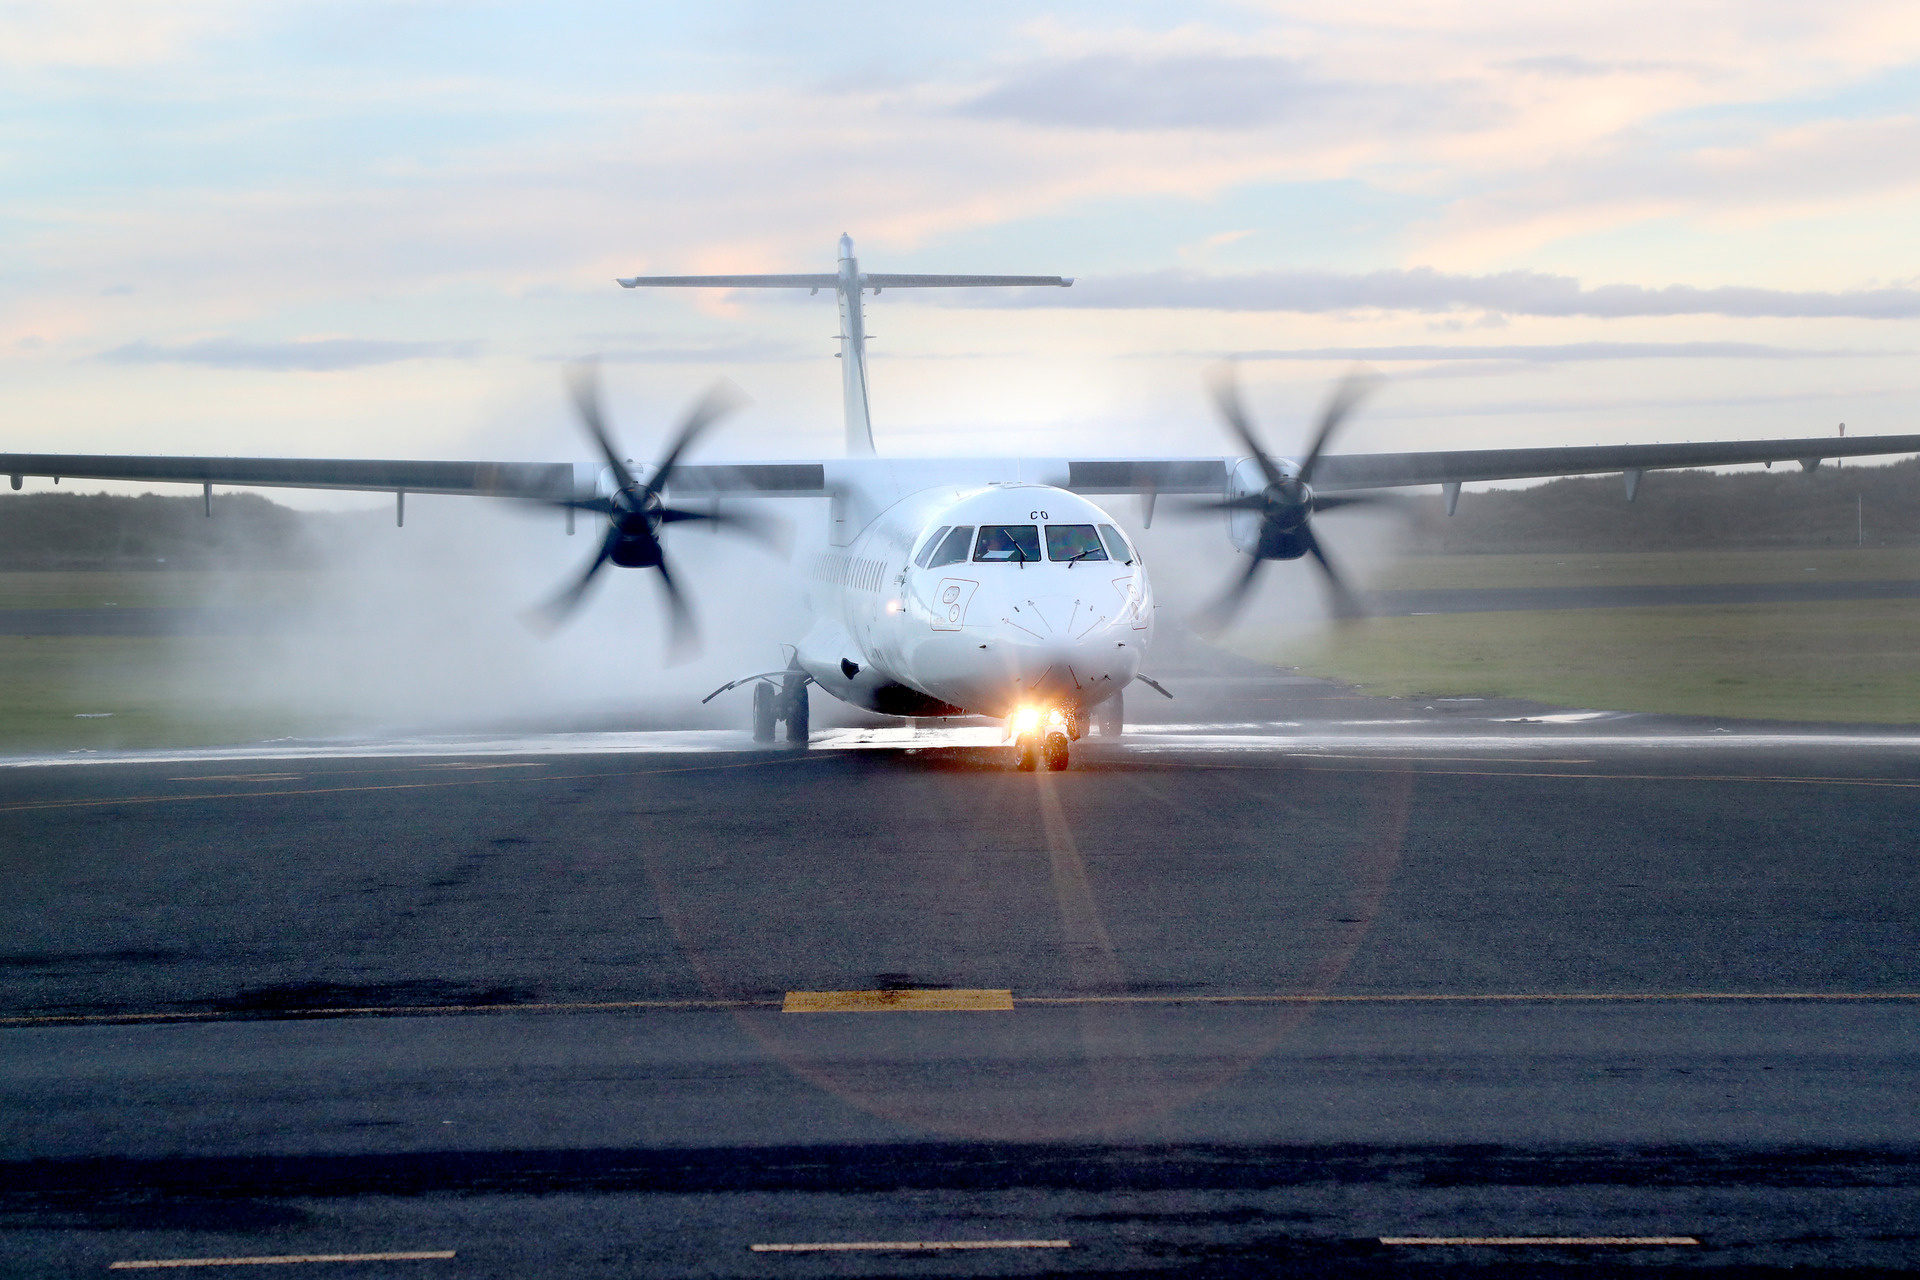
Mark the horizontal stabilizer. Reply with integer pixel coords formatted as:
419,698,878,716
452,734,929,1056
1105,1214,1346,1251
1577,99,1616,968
617,274,836,289
862,274,1073,289
616,273,1072,290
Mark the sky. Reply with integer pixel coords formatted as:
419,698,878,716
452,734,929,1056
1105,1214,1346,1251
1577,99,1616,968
6,0,1920,496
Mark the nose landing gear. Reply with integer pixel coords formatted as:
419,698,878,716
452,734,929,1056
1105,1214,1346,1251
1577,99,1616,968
1042,732,1070,771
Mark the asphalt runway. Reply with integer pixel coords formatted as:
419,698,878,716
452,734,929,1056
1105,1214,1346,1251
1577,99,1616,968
3,665,1920,1275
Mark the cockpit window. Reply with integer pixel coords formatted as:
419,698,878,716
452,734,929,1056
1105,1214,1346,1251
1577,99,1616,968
914,526,952,569
1045,524,1108,563
973,524,1041,564
927,525,973,568
1097,523,1134,565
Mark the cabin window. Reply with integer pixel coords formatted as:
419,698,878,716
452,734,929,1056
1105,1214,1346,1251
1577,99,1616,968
914,526,951,568
928,525,974,568
1045,524,1108,562
973,524,1041,563
1097,523,1134,565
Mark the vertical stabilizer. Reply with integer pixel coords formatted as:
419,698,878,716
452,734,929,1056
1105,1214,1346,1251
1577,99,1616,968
835,234,875,456
616,243,1072,456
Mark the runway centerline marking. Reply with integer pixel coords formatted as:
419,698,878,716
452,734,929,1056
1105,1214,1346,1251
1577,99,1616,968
1381,1237,1698,1247
750,1240,1069,1253
110,1251,455,1269
0,753,819,815
783,989,1013,1012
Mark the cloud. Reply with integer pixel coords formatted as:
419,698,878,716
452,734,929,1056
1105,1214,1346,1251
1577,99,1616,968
1233,341,1882,361
960,54,1331,130
953,268,1920,318
98,337,483,371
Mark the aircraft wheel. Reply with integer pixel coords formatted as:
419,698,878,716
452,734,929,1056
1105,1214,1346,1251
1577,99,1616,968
752,683,776,743
1014,735,1038,771
784,685,810,745
1043,732,1070,771
1094,693,1123,738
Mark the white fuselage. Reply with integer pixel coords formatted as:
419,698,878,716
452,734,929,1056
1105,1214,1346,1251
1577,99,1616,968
784,467,1153,721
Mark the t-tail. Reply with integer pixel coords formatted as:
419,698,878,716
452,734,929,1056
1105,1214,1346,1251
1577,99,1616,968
617,235,1072,455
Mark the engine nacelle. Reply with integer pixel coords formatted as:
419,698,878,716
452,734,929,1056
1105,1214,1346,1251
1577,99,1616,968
1226,457,1267,555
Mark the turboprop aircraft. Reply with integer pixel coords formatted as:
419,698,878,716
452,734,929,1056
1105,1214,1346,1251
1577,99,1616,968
7,234,1920,769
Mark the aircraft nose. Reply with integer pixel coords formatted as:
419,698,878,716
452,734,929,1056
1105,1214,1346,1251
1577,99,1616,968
988,594,1137,703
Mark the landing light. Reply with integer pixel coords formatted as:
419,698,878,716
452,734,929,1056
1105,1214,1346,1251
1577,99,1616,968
1011,706,1041,736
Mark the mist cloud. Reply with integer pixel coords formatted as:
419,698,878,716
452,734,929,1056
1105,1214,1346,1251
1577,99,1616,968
101,337,483,371
960,268,1920,319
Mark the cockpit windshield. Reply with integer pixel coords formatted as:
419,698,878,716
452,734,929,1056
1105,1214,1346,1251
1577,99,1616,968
1097,523,1135,565
973,524,1041,563
1045,524,1108,563
927,526,974,568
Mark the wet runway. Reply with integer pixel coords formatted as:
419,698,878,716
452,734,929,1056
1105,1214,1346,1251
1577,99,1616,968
3,665,1919,1275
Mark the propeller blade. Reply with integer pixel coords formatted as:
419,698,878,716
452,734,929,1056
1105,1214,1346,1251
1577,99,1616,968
656,503,793,553
1193,554,1266,634
1207,362,1284,488
646,379,750,498
526,530,617,632
1297,370,1381,486
1302,526,1365,621
653,556,700,663
566,359,638,494
530,495,616,515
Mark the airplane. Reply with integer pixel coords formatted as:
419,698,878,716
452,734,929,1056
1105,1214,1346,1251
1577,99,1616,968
7,233,1920,770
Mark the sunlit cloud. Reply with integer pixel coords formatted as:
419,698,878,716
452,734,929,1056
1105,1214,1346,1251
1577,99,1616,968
100,337,482,371
958,269,1920,318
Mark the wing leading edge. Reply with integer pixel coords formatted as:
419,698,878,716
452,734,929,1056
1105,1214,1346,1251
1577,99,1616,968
1063,433,1920,496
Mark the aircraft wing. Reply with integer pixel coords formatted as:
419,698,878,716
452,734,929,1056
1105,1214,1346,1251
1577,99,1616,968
6,433,1916,502
1064,433,1920,495
0,453,829,499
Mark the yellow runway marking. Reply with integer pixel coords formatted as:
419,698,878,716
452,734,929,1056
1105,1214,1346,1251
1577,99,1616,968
783,989,1014,1012
750,1240,1068,1253
1382,1237,1698,1247
0,754,815,815
110,1251,455,1269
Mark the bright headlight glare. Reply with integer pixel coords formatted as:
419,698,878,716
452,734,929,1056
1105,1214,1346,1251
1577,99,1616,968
1012,706,1040,735
1046,708,1067,727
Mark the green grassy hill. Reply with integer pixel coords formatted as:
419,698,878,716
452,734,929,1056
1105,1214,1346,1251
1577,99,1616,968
1425,457,1920,553
0,491,325,570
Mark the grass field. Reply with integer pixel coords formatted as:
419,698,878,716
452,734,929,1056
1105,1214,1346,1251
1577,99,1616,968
1234,548,1920,725
0,635,353,753
4,551,1920,752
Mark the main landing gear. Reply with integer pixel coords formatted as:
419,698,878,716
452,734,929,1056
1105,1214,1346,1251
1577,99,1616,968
752,679,810,746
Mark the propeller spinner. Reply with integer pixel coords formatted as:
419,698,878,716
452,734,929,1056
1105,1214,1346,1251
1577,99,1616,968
1185,364,1389,632
530,362,771,657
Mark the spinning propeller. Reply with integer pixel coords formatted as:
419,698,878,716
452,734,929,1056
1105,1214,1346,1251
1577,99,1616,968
530,361,776,657
1184,364,1392,632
